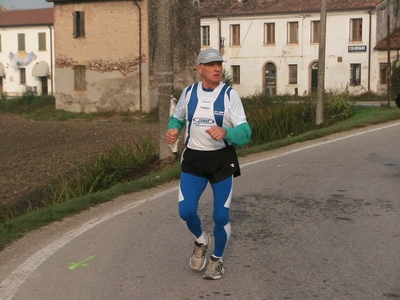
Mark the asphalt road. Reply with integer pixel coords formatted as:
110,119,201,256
1,120,400,300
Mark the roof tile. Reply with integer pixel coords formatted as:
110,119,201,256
200,0,384,17
0,8,54,27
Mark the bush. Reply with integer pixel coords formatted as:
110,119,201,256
243,92,355,146
0,93,55,114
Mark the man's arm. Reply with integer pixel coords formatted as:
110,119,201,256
224,122,252,147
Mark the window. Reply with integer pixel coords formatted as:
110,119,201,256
20,68,26,84
201,26,210,47
264,23,275,45
232,66,240,84
231,24,240,46
38,32,46,51
0,34,2,52
350,63,361,86
74,65,86,91
379,63,388,84
289,64,297,84
18,33,25,51
311,20,320,43
287,22,299,44
73,11,85,38
350,18,362,41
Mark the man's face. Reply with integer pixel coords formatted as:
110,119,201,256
196,62,223,89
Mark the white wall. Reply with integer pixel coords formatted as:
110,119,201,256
0,25,54,96
202,9,393,97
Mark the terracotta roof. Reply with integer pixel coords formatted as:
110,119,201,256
0,8,54,27
375,27,400,50
200,0,384,17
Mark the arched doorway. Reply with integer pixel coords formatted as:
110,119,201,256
264,62,276,95
311,61,318,92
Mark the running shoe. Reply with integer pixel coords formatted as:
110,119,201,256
203,256,225,280
189,233,210,271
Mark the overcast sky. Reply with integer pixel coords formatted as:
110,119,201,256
1,0,53,10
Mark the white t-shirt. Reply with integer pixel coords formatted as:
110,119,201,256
172,81,247,151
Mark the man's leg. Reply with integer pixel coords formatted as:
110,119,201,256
178,172,208,238
210,175,233,257
203,175,232,279
179,172,210,271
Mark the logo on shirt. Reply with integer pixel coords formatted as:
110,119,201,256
193,118,215,125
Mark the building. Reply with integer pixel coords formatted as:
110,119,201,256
200,0,400,97
47,0,200,113
0,8,54,96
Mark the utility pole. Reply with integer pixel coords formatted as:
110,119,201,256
316,0,327,125
157,0,175,161
387,14,392,107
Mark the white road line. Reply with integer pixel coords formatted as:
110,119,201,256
1,121,400,300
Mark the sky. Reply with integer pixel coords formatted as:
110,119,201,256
1,0,53,10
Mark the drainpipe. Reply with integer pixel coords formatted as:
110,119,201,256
368,10,372,92
218,17,222,52
48,25,54,94
133,0,143,111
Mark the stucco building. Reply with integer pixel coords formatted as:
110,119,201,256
47,0,200,113
200,0,400,97
0,8,54,96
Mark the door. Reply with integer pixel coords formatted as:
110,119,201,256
265,63,276,95
40,76,48,95
311,62,318,92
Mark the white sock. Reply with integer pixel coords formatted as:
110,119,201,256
195,232,208,245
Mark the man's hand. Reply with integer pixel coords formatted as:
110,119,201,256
205,126,227,141
166,128,179,145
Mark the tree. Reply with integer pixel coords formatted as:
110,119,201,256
0,5,7,13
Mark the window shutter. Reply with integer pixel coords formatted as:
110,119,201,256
73,12,77,38
18,34,25,51
80,11,85,37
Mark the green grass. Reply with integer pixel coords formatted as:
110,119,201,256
0,94,399,251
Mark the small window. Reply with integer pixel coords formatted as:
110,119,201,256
311,20,320,43
201,26,210,47
20,68,26,84
74,65,86,91
287,22,299,44
232,65,240,84
38,32,46,51
73,11,85,38
18,33,25,51
289,64,297,84
264,23,275,45
379,63,388,85
231,24,240,46
350,63,361,86
350,18,362,41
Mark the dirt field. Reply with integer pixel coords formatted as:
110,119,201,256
0,114,159,216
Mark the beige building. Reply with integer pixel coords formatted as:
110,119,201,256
200,0,400,97
47,0,200,113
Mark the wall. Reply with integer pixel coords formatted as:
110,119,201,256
53,1,150,112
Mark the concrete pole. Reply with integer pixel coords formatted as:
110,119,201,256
316,0,327,125
157,0,175,161
387,14,392,107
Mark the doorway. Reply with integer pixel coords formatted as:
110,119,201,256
311,62,318,92
265,62,276,95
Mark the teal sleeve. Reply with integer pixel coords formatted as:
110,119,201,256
167,116,185,132
224,122,252,147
